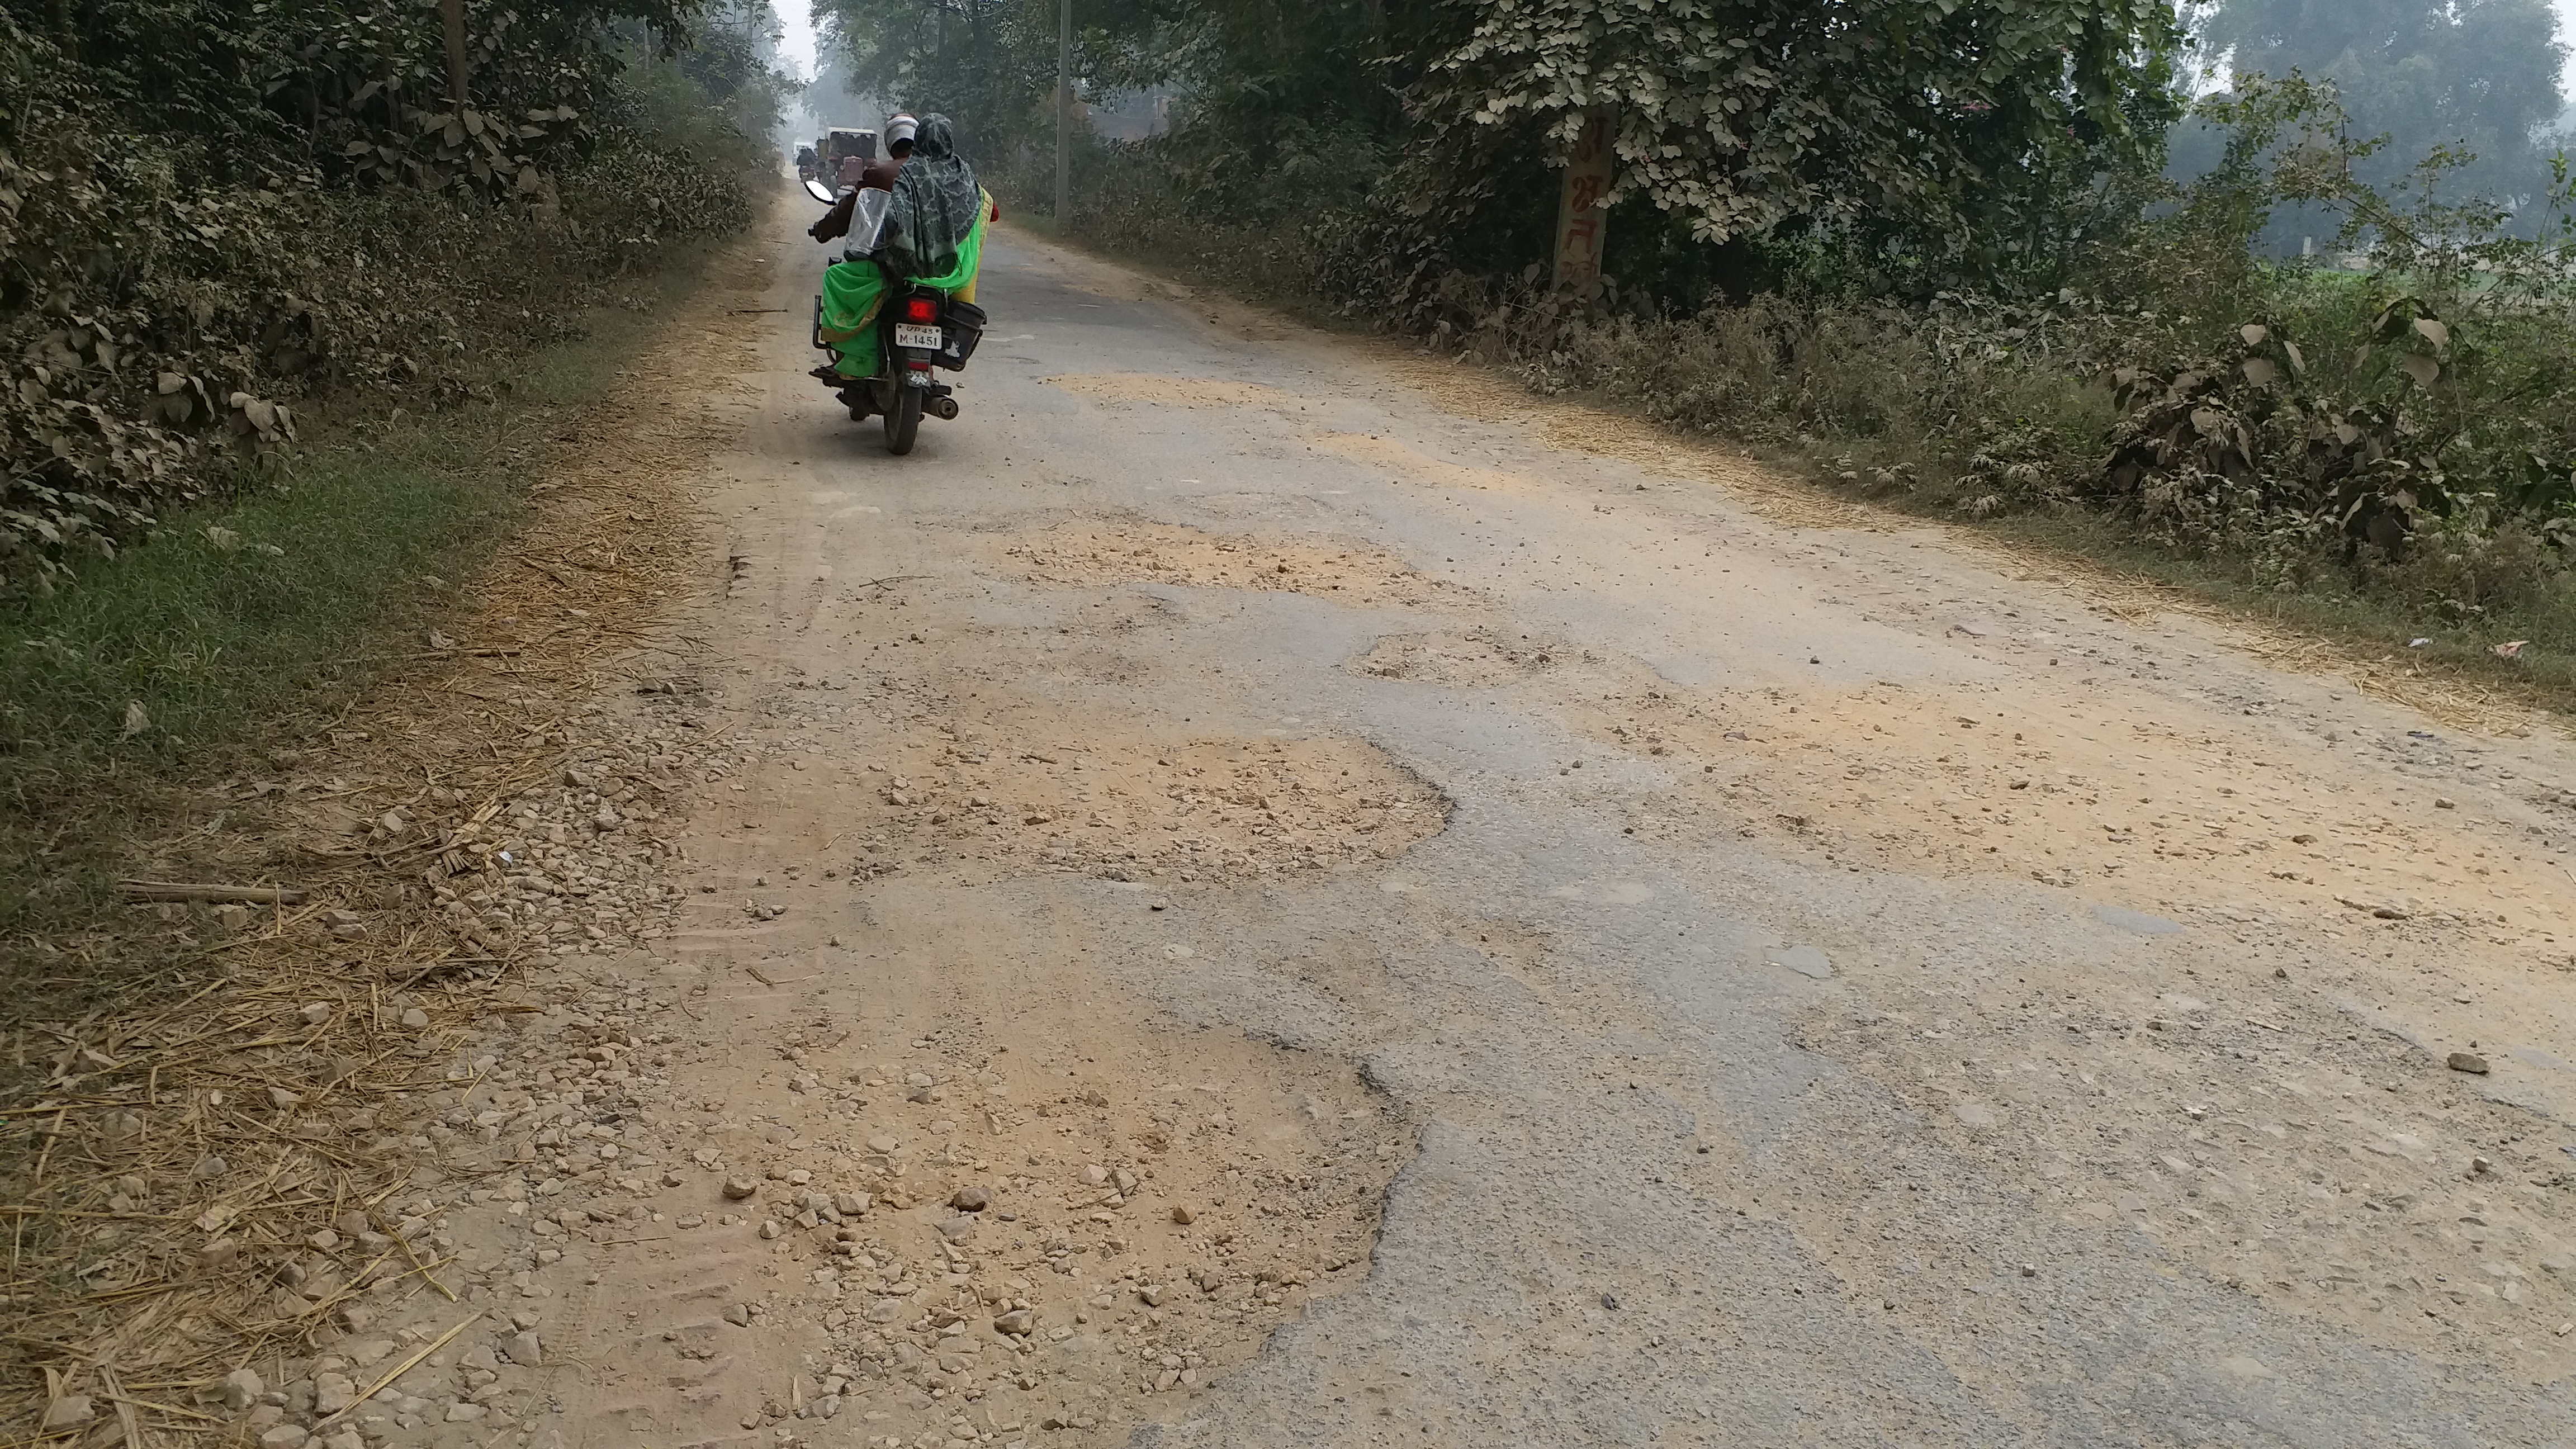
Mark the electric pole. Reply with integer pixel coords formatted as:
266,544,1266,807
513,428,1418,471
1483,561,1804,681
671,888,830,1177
1055,0,1071,224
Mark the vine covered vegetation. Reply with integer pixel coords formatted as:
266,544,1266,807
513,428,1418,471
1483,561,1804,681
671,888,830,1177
0,0,790,594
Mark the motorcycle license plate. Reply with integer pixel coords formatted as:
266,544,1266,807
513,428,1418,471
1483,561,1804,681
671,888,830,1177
894,324,943,350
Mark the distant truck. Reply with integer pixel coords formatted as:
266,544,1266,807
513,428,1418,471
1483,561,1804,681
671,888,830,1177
817,127,879,179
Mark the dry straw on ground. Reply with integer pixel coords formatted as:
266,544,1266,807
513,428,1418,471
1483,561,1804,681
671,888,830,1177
0,233,773,1442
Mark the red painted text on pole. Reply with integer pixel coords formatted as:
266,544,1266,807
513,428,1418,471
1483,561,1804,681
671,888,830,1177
1553,113,1613,291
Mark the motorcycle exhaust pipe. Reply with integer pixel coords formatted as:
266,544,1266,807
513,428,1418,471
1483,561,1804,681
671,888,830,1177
926,395,960,421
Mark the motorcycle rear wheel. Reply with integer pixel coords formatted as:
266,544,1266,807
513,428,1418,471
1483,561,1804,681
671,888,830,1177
884,382,922,454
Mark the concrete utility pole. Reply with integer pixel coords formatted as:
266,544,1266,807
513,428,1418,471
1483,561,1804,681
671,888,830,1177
1055,0,1072,223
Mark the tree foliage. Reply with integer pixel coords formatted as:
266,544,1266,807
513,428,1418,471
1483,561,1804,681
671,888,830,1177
678,0,801,141
2198,0,2566,205
11,0,716,192
0,0,785,593
1414,0,2185,252
1079,0,1432,217
811,0,1069,155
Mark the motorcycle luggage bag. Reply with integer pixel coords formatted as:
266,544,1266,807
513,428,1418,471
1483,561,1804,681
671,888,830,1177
939,300,987,368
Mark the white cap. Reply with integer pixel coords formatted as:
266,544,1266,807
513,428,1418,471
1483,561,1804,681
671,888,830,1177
886,113,919,148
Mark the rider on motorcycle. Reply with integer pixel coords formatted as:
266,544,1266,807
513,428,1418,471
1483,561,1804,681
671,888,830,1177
808,113,917,247
815,114,995,383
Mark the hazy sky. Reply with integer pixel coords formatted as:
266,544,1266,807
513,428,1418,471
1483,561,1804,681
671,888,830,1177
779,2,819,83
2560,1,2576,98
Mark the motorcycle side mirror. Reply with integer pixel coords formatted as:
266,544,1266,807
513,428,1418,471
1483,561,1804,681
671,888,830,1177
803,178,836,204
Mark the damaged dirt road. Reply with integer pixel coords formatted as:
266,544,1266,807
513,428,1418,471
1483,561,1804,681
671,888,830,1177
50,201,2576,1448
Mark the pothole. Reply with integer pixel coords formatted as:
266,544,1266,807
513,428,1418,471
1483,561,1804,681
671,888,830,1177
1310,432,1540,494
441,943,1414,1449
1347,627,1585,688
1775,983,2576,1385
1572,680,2575,935
1040,374,1298,410
834,708,1450,886
995,520,1459,611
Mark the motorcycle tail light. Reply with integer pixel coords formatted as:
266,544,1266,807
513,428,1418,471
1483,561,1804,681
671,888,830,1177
903,297,940,323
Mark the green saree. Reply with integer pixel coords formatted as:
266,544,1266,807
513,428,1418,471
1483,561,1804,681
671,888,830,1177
816,200,988,380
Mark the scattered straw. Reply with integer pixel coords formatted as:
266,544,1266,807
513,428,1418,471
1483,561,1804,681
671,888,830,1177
0,222,774,1438
311,1314,477,1435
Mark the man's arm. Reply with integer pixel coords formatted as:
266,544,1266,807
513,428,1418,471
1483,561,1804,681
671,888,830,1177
808,190,858,243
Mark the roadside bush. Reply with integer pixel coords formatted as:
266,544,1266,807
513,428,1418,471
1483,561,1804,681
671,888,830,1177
0,3,779,596
1464,256,2576,579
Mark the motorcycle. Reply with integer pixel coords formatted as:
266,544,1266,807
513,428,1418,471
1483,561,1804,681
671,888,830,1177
802,177,985,456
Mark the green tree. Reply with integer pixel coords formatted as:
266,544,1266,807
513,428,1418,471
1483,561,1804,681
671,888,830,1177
673,0,801,140
2199,0,2568,204
811,0,1071,157
1082,0,1432,218
0,0,773,585
1375,0,2189,300
0,0,741,195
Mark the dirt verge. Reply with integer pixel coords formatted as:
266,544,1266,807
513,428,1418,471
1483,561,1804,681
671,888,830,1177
0,222,773,1441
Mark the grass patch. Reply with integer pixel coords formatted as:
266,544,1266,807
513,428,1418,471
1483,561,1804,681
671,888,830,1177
0,238,728,989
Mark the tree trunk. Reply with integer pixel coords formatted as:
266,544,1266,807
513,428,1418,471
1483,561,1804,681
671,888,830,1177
1056,0,1072,220
970,0,990,93
441,0,470,110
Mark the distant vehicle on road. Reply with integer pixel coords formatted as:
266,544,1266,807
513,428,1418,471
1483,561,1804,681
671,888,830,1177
818,127,878,175
794,143,820,182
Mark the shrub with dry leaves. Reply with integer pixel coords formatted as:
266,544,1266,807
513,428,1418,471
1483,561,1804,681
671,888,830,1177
0,1,778,595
